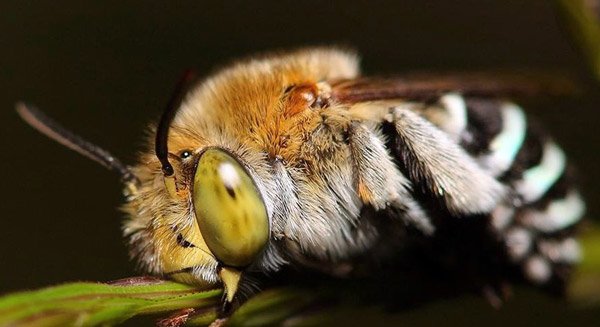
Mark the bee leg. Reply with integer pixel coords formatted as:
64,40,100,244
390,106,506,215
347,121,434,234
208,318,229,327
156,308,197,327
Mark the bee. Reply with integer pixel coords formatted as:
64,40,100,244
17,48,585,324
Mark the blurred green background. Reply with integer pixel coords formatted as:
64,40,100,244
1,0,599,326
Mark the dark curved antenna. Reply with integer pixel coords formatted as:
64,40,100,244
155,69,197,177
16,102,140,188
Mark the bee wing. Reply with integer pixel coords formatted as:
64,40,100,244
330,73,577,104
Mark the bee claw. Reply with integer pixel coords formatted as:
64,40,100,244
156,308,196,327
209,318,229,327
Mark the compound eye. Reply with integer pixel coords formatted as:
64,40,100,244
192,148,269,267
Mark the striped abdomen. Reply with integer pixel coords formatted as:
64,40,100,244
466,96,583,287
388,93,585,291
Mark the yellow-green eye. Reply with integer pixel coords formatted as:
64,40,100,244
192,148,269,267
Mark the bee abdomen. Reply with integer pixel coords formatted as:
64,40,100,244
436,94,585,289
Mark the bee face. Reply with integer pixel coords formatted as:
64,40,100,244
124,142,274,287
126,145,272,299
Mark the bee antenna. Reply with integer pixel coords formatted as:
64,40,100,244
155,69,197,177
16,102,141,191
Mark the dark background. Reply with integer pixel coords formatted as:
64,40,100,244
1,1,599,326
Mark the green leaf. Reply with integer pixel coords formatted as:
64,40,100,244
0,277,318,326
0,277,220,326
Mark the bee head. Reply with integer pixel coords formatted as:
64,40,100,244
155,71,269,304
